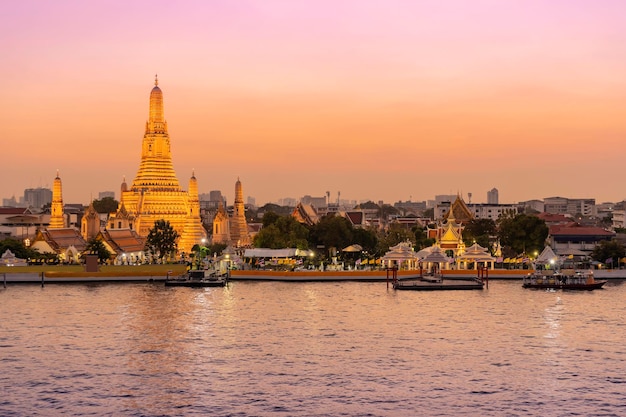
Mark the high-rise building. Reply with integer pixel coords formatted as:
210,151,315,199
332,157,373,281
107,76,206,253
487,188,499,205
23,187,52,209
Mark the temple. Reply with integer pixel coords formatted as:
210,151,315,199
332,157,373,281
212,178,251,247
428,194,474,256
108,76,206,254
49,171,65,229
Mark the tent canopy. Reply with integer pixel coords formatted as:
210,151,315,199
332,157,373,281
342,244,363,252
536,246,559,264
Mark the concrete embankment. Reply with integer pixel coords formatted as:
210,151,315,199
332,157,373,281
1,272,169,283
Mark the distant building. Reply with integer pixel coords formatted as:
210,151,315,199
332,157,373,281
468,204,518,221
2,196,20,207
544,197,596,217
519,199,545,213
612,209,625,230
278,197,297,207
300,195,327,209
394,200,427,215
548,224,614,257
487,188,499,205
23,187,52,209
98,191,115,200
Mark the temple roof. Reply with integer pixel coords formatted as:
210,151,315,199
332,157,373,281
98,229,145,254
443,195,473,224
33,228,87,252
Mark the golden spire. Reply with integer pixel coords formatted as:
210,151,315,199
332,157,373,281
49,171,65,229
155,74,158,86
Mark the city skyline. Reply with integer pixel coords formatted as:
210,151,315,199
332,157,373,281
3,1,626,206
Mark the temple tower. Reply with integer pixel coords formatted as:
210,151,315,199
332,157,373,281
178,172,207,253
49,171,65,229
109,76,206,253
229,178,250,247
81,201,100,240
212,200,231,245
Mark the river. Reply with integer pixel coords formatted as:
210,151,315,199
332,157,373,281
1,280,624,416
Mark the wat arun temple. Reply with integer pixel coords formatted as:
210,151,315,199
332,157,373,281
107,76,207,254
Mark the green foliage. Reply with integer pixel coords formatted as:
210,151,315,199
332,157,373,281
92,197,119,213
84,238,112,263
254,213,309,249
0,238,40,259
375,223,416,256
355,201,379,210
463,218,497,249
206,243,227,257
351,227,379,255
261,211,280,228
497,214,548,257
591,239,625,264
309,215,353,254
378,204,399,218
258,203,294,216
413,226,435,250
144,219,179,262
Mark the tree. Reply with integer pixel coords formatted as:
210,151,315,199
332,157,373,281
92,197,119,213
0,238,39,260
253,213,310,249
84,238,112,263
413,226,435,250
422,208,434,220
144,219,179,263
309,215,353,256
375,222,415,256
497,214,548,257
591,239,625,266
463,218,497,250
351,227,378,255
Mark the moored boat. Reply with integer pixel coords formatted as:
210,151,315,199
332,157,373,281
522,270,606,290
165,270,227,287
392,274,485,291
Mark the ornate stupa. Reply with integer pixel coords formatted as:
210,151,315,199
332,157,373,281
49,171,65,229
229,177,251,247
108,76,206,254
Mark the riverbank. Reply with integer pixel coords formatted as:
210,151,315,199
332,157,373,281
1,265,624,283
0,264,187,283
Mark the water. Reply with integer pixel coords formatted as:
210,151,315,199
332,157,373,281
1,280,624,416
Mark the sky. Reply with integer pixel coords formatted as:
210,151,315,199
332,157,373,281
2,0,626,207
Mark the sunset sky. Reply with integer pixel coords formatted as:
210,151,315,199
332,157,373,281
2,0,626,206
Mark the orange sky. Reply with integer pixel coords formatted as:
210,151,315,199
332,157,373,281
2,1,626,206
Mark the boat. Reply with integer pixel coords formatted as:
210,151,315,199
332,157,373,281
164,270,228,287
522,270,607,290
392,274,485,291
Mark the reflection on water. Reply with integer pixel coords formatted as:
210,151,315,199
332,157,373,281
1,280,625,416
